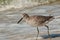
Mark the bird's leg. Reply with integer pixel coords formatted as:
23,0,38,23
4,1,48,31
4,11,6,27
45,25,51,40
36,27,39,40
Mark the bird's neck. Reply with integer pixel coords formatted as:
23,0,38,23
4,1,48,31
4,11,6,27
24,15,29,19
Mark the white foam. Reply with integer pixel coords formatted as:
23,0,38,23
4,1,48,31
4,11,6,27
0,0,56,11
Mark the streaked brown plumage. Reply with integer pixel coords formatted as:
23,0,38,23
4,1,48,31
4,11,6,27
23,14,53,26
17,13,54,40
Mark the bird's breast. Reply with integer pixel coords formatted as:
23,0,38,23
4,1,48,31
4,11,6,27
25,18,43,26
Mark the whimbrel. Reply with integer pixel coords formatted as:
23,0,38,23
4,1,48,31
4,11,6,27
17,13,54,40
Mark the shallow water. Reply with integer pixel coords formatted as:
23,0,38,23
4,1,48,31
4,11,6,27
0,4,60,40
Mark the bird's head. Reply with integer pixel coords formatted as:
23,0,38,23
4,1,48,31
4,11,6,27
17,13,29,24
21,13,29,19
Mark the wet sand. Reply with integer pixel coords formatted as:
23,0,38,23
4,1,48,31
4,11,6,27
0,1,60,40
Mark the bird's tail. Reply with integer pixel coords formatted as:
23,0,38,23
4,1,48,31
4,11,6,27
53,16,60,19
47,9,60,19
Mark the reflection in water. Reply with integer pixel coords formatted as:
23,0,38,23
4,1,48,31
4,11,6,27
42,34,60,39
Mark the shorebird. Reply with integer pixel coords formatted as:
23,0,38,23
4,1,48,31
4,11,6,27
17,13,54,40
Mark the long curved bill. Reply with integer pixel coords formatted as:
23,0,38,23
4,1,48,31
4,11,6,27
17,17,23,24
